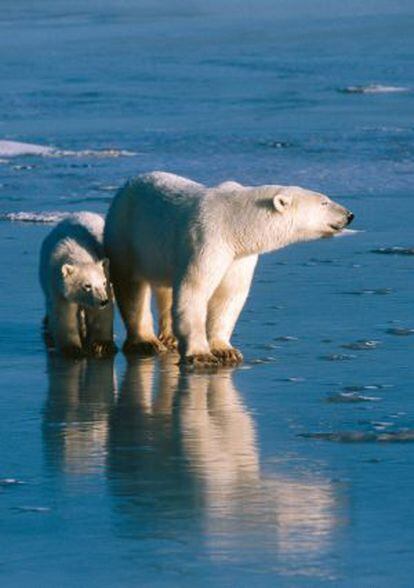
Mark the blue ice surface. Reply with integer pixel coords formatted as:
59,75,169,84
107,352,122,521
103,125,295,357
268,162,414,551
1,1,414,586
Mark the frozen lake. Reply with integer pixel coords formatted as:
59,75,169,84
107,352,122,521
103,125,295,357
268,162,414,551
1,1,414,585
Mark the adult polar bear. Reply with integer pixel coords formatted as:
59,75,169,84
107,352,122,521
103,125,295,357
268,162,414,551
104,172,354,367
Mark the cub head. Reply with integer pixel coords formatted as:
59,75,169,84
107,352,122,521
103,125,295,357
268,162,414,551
61,258,111,309
272,187,354,240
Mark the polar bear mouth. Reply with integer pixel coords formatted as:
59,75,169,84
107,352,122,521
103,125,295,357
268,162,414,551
328,223,345,232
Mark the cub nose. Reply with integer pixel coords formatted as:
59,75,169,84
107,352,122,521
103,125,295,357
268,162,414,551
346,211,354,225
100,299,109,308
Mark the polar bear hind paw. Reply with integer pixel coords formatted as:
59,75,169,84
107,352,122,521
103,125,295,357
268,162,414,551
87,340,118,358
123,338,167,356
211,347,244,366
182,352,221,370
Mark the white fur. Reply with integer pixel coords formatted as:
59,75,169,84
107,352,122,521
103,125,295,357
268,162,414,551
104,172,352,363
40,212,115,356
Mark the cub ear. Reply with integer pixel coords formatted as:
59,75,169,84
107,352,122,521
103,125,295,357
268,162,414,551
61,263,75,278
101,258,110,273
272,192,293,214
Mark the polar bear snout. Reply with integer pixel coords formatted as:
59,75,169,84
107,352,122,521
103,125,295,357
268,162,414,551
327,205,354,233
89,289,110,309
335,209,354,230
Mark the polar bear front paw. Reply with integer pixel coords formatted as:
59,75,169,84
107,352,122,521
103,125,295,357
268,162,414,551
60,344,86,359
87,340,118,358
123,338,167,356
211,347,244,366
182,352,221,370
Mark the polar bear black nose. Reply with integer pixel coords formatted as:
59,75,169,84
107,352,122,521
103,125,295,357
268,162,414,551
347,211,354,225
100,299,109,308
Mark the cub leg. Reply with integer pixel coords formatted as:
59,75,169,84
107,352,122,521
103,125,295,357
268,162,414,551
115,279,166,355
84,303,117,358
42,314,54,348
154,286,177,350
207,255,258,365
48,299,84,358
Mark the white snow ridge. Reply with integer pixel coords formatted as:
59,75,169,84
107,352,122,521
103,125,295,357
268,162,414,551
341,84,410,94
0,140,136,158
0,211,72,224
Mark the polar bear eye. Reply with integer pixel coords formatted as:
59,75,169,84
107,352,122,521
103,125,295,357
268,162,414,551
83,283,92,291
321,201,329,207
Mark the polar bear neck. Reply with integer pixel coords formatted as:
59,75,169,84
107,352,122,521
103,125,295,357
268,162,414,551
212,188,298,257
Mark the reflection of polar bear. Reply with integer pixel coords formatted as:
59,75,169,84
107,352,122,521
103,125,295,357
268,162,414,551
40,212,116,357
178,371,339,566
104,172,354,366
104,359,340,574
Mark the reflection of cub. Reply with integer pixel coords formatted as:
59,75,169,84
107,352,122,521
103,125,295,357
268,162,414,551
39,212,116,357
43,355,116,474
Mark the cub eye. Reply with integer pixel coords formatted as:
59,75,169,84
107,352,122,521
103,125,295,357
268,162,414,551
83,284,92,291
321,201,329,207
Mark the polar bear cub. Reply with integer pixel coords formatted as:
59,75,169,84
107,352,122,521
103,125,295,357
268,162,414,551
104,172,354,367
40,212,116,358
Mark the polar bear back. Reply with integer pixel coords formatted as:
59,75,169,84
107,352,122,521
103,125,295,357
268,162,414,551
104,172,209,283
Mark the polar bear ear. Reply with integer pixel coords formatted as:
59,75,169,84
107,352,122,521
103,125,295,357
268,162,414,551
61,263,75,278
272,192,293,214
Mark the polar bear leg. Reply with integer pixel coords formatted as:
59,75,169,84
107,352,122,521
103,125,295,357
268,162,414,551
49,300,84,357
154,286,177,350
173,257,231,367
84,304,117,358
207,255,258,364
115,279,166,355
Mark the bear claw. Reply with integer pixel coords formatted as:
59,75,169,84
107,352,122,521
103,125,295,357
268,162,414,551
211,347,244,365
123,338,167,356
158,333,178,351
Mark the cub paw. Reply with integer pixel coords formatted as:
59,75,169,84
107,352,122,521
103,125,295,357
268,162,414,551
159,333,178,351
211,347,244,366
123,338,167,356
87,340,118,358
182,352,221,370
60,345,85,359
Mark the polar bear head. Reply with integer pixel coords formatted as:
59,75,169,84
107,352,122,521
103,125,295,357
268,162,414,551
61,259,110,309
271,186,354,242
232,185,354,255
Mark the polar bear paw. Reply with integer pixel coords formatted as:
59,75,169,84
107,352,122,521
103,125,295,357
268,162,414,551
123,337,167,356
87,340,118,358
159,333,178,351
182,352,221,370
211,347,244,366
